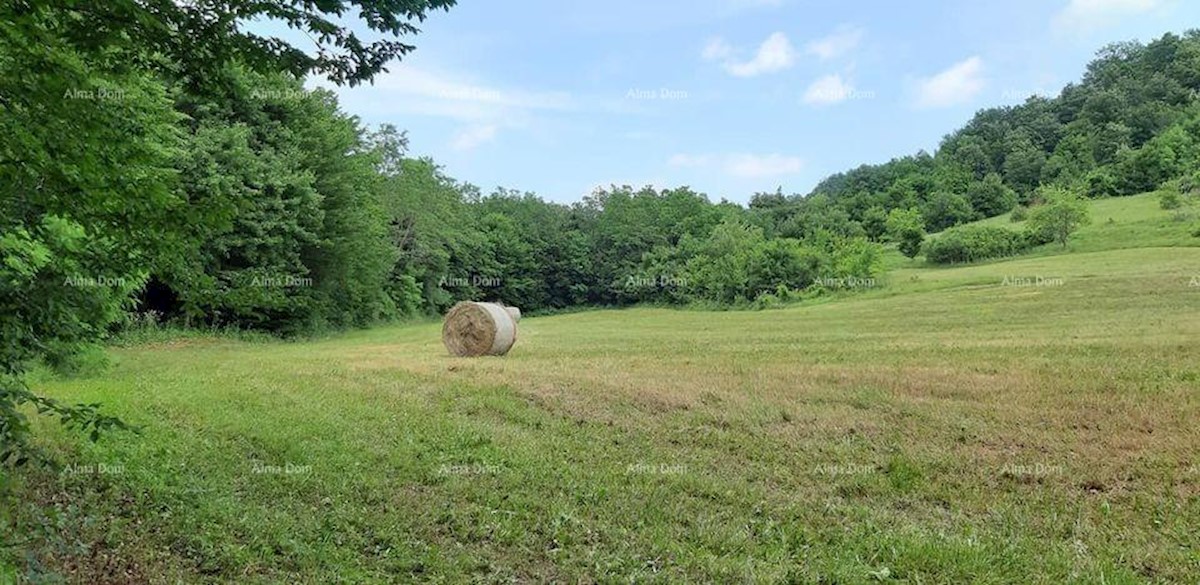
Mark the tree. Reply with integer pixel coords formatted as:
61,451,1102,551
861,206,889,242
1026,188,1092,248
1002,130,1046,197
1,10,182,463
1,0,453,463
921,191,977,232
18,0,457,87
684,219,765,304
885,208,926,259
967,173,1018,217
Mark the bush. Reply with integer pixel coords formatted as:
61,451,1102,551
1159,189,1182,210
885,208,925,259
923,225,1032,264
1084,168,1118,198
1010,206,1028,222
1180,172,1200,196
1025,188,1091,248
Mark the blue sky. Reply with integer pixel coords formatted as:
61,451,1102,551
276,0,1196,203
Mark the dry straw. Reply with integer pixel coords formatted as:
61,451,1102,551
442,301,519,357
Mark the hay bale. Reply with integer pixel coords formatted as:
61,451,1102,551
442,301,519,357
504,306,521,323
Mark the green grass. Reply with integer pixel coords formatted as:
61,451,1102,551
4,194,1200,583
883,191,1200,271
969,191,1199,254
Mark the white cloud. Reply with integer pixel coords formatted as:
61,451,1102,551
702,37,734,61
1054,0,1162,33
668,154,713,167
802,74,855,105
449,124,497,151
703,32,798,77
669,152,804,178
805,26,864,60
312,64,573,123
914,56,985,109
725,153,804,177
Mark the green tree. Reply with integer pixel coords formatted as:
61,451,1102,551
1002,130,1046,197
1,10,182,462
1026,188,1092,248
26,0,456,87
861,206,889,242
921,191,977,232
158,70,397,333
885,208,926,259
1,0,453,462
684,219,765,304
966,173,1018,217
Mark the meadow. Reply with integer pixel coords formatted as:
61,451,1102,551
4,194,1199,583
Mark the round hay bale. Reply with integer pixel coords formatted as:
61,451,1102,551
442,301,518,357
504,306,521,323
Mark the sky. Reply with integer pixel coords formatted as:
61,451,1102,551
262,0,1197,204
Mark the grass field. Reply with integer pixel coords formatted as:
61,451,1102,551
4,195,1200,583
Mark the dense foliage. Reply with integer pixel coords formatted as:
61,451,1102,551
1,0,455,462
749,31,1200,239
922,226,1034,265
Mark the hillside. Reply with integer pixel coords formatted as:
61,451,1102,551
787,31,1200,238
7,194,1198,583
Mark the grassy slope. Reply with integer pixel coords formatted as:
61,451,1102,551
881,190,1200,273
4,195,1200,583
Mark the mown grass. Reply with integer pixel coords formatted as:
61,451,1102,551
3,195,1200,583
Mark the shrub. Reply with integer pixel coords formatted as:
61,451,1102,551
1180,172,1200,196
1084,168,1118,198
885,208,925,259
923,225,1032,264
1159,189,1182,210
1025,188,1091,248
1010,206,1028,222
751,291,782,310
